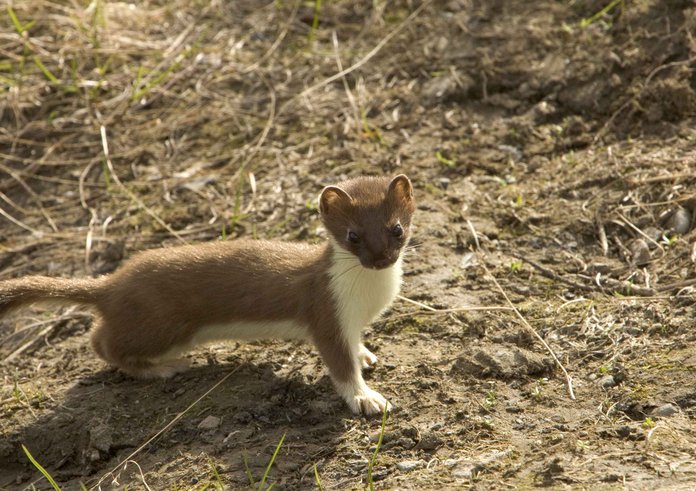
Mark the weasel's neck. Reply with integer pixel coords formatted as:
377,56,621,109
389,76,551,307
327,241,402,343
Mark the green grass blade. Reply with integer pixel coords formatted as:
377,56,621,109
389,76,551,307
258,432,286,490
131,47,191,102
313,463,324,490
307,0,322,44
242,449,255,487
7,5,25,34
22,444,61,491
580,0,623,28
32,56,59,83
435,150,455,167
367,407,388,491
208,458,223,490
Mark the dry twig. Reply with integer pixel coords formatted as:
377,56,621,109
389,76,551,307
480,260,576,400
91,367,240,490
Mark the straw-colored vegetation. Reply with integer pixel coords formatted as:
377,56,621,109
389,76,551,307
2,0,696,489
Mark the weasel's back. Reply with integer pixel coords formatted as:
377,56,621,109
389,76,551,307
96,239,330,326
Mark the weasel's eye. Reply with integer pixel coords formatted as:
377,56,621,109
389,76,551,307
348,231,360,244
391,223,404,238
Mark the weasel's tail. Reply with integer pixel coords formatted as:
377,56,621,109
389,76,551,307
0,276,102,316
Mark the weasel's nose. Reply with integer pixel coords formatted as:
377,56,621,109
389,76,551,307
373,257,393,269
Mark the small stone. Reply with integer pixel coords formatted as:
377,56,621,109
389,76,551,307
615,425,636,440
438,177,451,189
370,468,388,482
666,207,692,235
629,239,651,266
530,101,556,121
452,448,513,480
643,226,663,244
497,144,522,162
599,375,616,388
420,74,474,106
505,401,522,413
233,411,252,424
651,403,679,418
415,432,443,451
396,460,424,472
452,463,476,479
603,473,621,482
393,437,416,449
588,263,612,274
445,0,467,12
421,75,457,104
370,431,395,444
198,415,221,430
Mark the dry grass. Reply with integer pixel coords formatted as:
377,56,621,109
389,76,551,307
1,0,429,277
2,0,696,489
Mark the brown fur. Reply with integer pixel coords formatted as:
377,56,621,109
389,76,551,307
0,175,415,414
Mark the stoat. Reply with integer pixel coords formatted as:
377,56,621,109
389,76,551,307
0,175,415,415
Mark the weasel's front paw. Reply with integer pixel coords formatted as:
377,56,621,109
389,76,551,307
358,344,378,369
348,389,391,416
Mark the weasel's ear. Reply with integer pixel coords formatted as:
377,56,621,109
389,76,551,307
388,174,413,204
319,186,353,215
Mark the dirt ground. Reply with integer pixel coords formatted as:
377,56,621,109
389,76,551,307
2,0,696,489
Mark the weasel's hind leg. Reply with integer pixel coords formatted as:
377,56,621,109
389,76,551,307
90,319,190,378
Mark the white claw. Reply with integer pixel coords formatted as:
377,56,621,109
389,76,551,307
358,343,378,369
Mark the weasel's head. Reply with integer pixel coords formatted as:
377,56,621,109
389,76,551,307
319,174,415,270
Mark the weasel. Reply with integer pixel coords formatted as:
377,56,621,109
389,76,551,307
0,175,415,415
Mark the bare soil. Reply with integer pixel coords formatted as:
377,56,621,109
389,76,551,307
2,0,696,489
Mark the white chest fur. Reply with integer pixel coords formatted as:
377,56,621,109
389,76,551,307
328,244,402,348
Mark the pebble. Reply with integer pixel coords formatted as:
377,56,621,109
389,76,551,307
530,100,557,121
452,463,476,479
497,144,522,162
396,460,424,473
452,448,513,479
233,411,252,424
629,239,651,266
643,226,663,244
198,415,221,430
421,75,458,104
666,207,691,235
599,375,616,388
370,431,395,444
651,403,679,418
588,262,612,274
415,433,443,451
